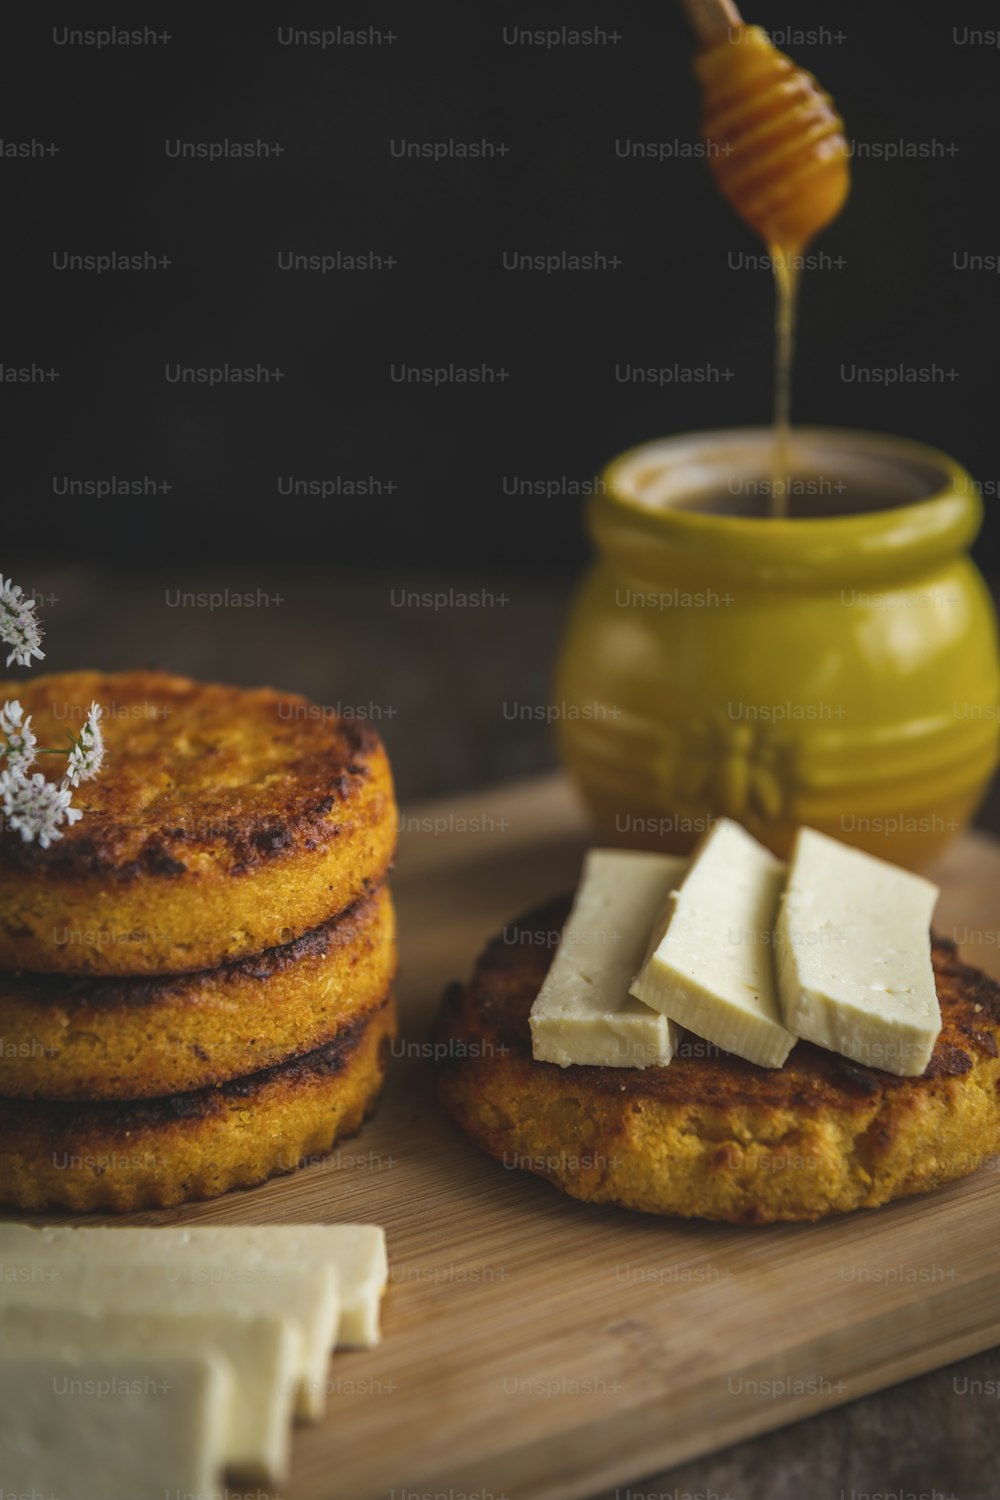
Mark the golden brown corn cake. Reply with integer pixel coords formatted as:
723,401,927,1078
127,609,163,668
433,897,1000,1223
0,670,397,975
0,886,396,1100
0,993,396,1213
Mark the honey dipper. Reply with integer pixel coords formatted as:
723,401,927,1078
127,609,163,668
680,0,850,251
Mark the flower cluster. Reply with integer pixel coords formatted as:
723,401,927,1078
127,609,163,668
0,698,37,772
0,578,105,847
0,576,45,668
0,765,83,848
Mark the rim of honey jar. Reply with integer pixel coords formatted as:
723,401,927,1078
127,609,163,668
593,427,981,589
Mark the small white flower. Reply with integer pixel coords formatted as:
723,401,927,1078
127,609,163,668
0,700,24,733
0,699,37,773
64,702,105,788
0,577,45,669
0,767,82,849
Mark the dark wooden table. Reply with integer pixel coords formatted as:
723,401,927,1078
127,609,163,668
9,560,1000,1500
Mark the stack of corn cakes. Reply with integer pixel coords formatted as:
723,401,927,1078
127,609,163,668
0,670,398,1213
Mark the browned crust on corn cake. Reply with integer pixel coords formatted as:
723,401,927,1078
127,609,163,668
0,994,396,1213
0,670,397,975
0,886,397,1100
433,897,1000,1222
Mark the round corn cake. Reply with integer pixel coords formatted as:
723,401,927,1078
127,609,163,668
0,993,396,1213
0,670,397,975
433,897,1000,1223
0,885,396,1101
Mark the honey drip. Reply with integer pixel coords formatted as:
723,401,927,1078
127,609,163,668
770,246,801,519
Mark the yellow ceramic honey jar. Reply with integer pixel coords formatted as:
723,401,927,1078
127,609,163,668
556,427,1000,870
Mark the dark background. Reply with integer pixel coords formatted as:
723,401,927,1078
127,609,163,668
3,2,997,573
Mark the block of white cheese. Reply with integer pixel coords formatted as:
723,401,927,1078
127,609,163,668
529,849,688,1068
0,1221,388,1351
0,1350,232,1500
630,819,796,1068
0,1253,338,1422
0,1304,298,1486
775,827,941,1076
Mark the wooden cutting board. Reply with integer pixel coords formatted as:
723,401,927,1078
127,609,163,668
30,775,1000,1500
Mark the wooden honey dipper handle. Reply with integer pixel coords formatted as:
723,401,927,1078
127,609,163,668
679,0,744,46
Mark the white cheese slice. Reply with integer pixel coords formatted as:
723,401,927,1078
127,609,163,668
775,826,941,1076
0,1350,232,1500
529,849,688,1068
0,1221,387,1351
0,1253,338,1422
295,1222,387,1348
630,819,796,1068
143,1222,389,1350
0,1304,298,1486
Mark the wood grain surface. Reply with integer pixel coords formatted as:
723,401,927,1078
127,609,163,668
21,775,1000,1500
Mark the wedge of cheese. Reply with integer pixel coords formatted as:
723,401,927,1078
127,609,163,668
0,1253,338,1422
775,827,941,1076
0,1350,232,1500
630,819,796,1068
529,849,687,1068
0,1222,389,1351
0,1304,298,1486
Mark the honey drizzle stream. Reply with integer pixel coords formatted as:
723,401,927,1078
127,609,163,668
770,246,801,519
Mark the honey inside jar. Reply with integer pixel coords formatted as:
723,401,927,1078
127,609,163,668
694,24,850,516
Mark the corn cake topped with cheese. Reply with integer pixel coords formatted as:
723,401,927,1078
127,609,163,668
434,896,1000,1223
